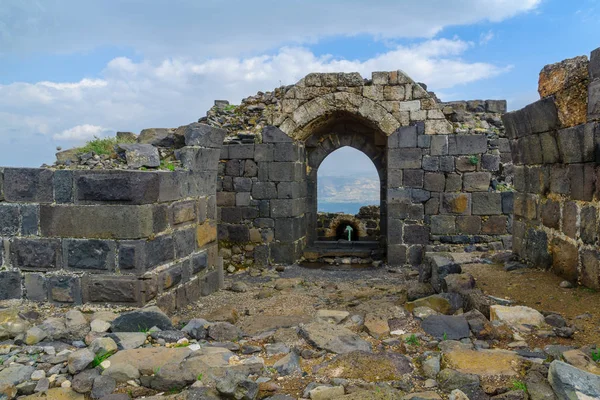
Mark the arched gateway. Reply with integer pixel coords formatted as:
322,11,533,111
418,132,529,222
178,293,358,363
215,70,509,268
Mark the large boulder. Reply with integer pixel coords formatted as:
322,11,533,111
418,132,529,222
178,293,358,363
110,307,173,332
313,351,412,381
299,322,371,354
68,349,95,374
0,365,35,385
489,305,545,330
548,360,600,399
116,144,160,168
106,347,191,375
406,295,452,315
442,348,522,378
138,128,183,147
421,315,470,340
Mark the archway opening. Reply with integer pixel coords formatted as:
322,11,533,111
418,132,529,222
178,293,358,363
334,221,360,241
316,146,381,241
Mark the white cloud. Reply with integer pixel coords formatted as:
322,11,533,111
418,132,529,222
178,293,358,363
479,30,495,45
0,39,511,166
0,0,541,58
53,124,110,141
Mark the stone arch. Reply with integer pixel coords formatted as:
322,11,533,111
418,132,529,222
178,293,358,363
272,70,452,141
279,92,402,139
328,216,365,241
303,111,388,250
267,71,454,265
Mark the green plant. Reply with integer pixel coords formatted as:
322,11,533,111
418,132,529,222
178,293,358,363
197,373,203,381
468,155,479,165
153,366,161,375
92,353,112,368
511,380,527,392
405,334,420,346
138,325,150,334
77,135,135,156
592,349,600,362
224,104,237,112
160,160,176,171
442,332,448,341
496,183,514,192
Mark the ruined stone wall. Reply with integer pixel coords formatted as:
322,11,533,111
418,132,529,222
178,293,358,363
217,127,306,271
208,71,516,268
504,48,600,289
0,124,226,309
316,206,381,241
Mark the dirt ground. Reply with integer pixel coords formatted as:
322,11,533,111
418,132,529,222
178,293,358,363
463,261,600,347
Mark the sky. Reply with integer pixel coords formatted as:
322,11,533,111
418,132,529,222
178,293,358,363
0,0,599,168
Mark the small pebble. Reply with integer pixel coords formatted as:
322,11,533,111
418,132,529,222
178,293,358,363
559,280,574,288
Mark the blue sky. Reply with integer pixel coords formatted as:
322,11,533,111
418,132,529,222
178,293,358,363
0,0,599,168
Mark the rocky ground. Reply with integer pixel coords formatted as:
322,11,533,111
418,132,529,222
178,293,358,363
1,251,599,400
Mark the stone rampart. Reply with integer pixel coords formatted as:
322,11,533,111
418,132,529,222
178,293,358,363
0,123,226,309
503,48,600,288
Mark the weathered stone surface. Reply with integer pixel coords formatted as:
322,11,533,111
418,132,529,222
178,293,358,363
314,351,412,381
3,168,54,203
40,205,156,239
299,322,372,354
108,332,147,350
315,310,349,325
101,363,140,383
117,144,160,168
68,349,95,374
539,55,589,98
406,295,452,315
208,322,243,341
551,237,579,283
107,347,192,375
184,123,227,148
437,369,483,400
138,128,182,147
273,351,301,376
443,348,522,377
72,369,100,394
548,361,600,400
421,315,470,340
110,307,173,332
562,349,600,375
490,305,545,330
10,238,62,271
90,375,116,399
0,365,35,385
21,387,85,400
309,385,345,400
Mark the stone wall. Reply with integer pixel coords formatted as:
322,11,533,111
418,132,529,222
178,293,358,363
504,48,600,289
217,127,306,272
0,123,226,309
211,71,515,268
316,206,381,241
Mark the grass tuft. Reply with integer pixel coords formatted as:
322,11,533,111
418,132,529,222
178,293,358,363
404,334,420,346
76,135,136,156
511,380,527,392
91,352,112,368
592,349,600,362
